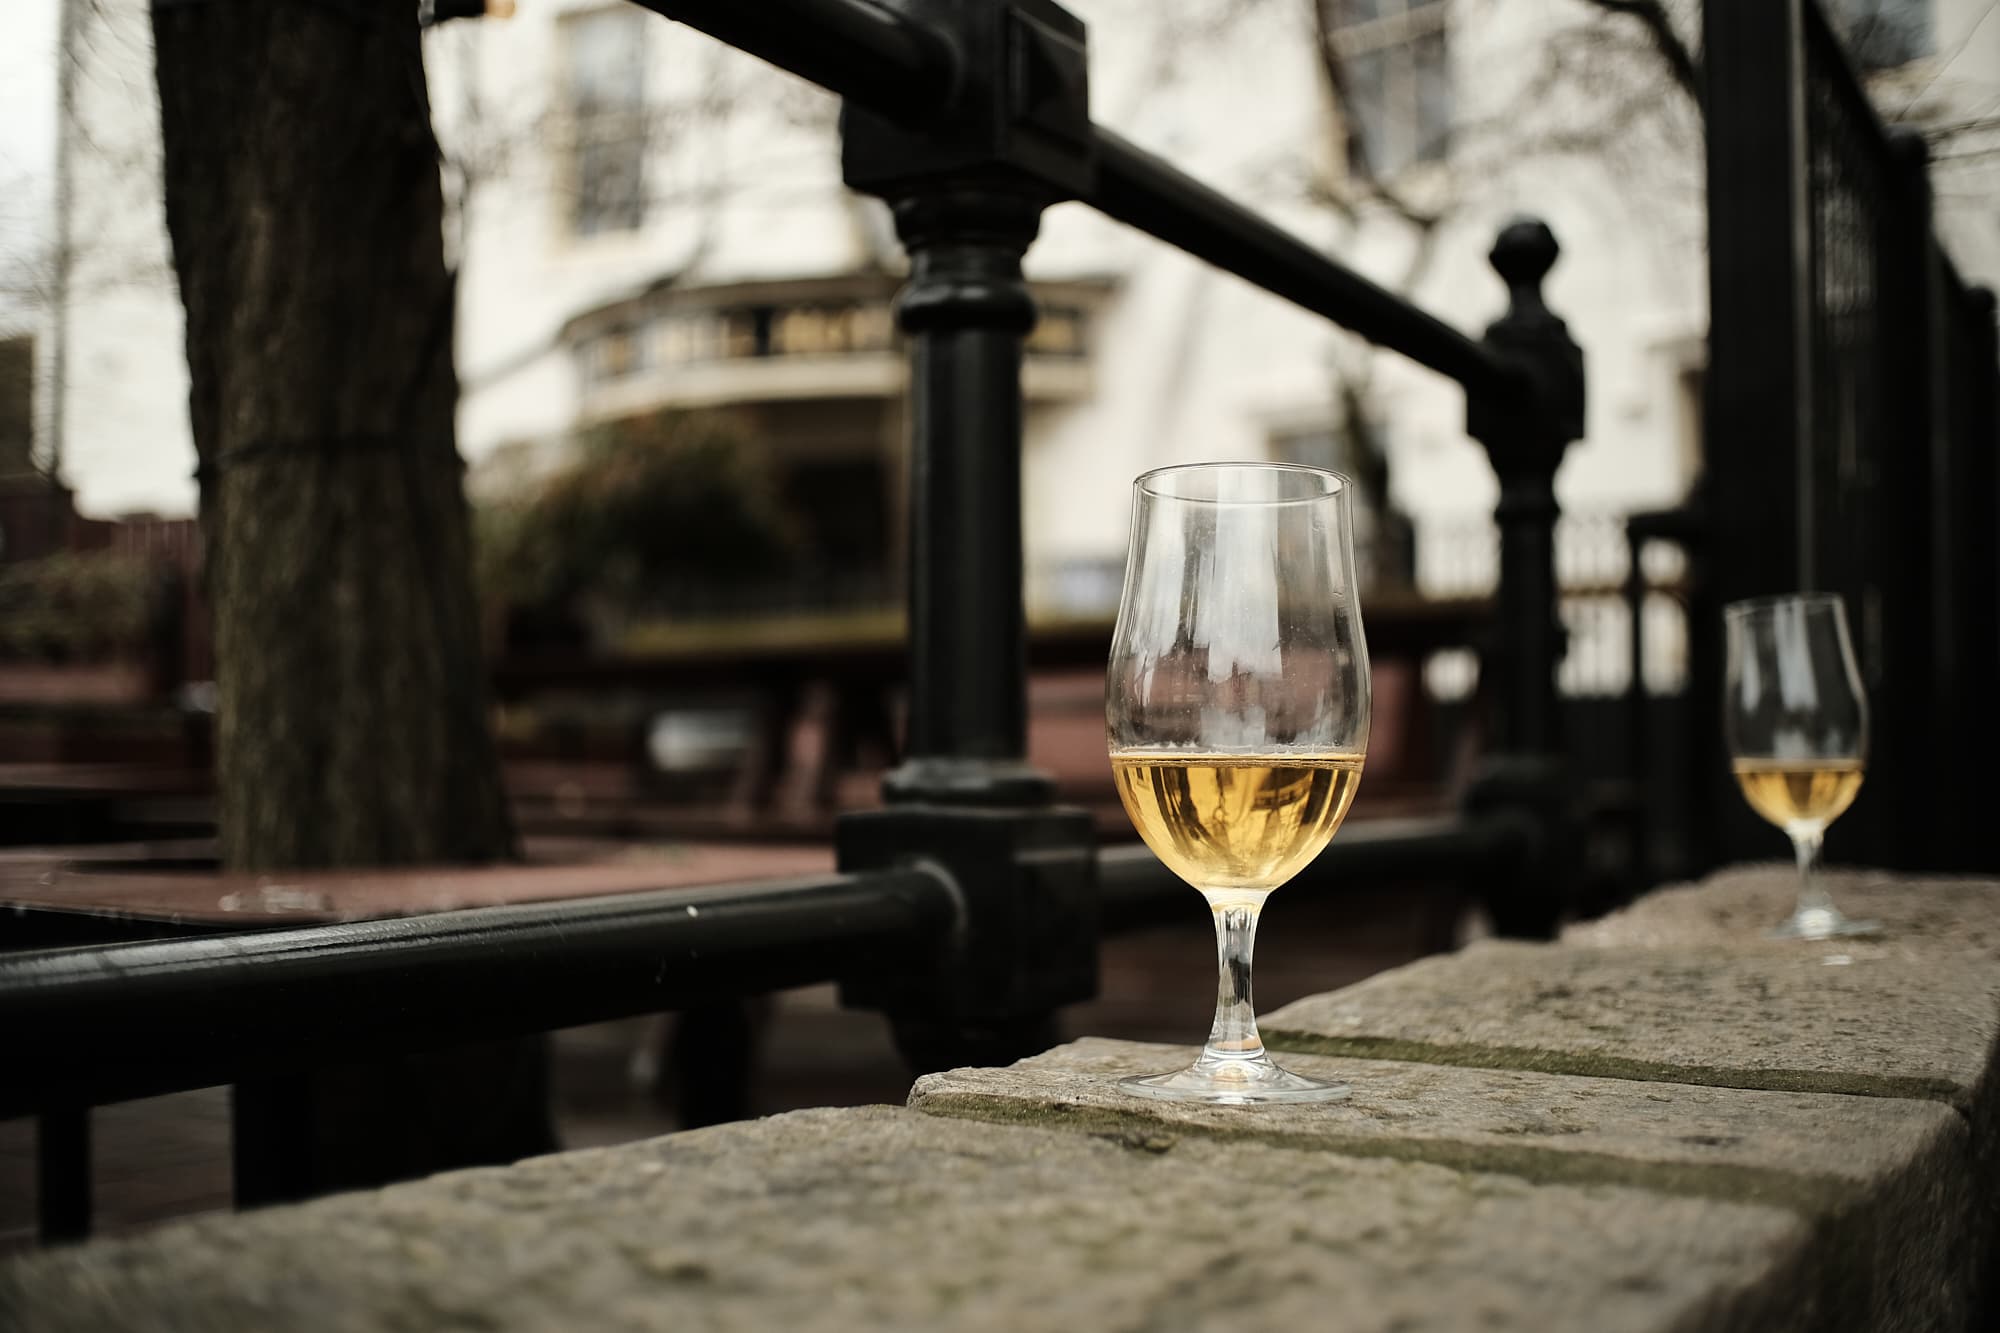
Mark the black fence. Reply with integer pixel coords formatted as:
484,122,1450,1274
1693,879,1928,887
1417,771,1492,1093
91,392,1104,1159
1687,0,2000,874
4,0,1596,1244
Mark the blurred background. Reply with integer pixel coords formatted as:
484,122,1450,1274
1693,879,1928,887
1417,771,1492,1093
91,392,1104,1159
0,0,1994,1250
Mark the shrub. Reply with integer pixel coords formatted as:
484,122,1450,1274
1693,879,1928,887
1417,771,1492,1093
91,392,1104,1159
477,410,804,626
0,550,160,660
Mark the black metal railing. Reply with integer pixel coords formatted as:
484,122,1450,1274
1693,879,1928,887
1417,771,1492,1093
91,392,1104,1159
3,0,1590,1243
1,870,956,1119
1698,0,1999,874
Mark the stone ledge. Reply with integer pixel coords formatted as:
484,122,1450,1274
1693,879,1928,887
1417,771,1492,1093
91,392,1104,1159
1566,865,2000,960
1262,939,2000,1111
912,1036,1963,1213
9,868,1999,1331
0,1105,1824,1333
913,1037,1975,1330
1258,901,2000,1326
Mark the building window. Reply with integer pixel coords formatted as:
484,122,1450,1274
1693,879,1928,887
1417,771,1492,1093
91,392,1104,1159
1326,0,1450,181
563,8,649,236
1826,0,1932,71
583,326,642,383
1026,307,1089,359
1268,423,1345,474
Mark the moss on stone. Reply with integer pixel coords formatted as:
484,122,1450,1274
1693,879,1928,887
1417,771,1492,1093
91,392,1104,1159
1260,1032,1971,1111
911,1093,1858,1218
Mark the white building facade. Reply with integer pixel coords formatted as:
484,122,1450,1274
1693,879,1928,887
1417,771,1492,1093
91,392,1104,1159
32,0,2000,636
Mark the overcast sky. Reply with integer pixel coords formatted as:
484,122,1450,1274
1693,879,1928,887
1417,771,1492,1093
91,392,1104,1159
0,0,59,280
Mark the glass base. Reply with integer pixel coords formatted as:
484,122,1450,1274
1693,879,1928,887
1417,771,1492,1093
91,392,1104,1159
1767,907,1880,941
1118,1053,1350,1105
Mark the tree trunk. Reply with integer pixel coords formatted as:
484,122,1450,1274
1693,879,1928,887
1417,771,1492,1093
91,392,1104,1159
154,0,510,870
153,0,547,1198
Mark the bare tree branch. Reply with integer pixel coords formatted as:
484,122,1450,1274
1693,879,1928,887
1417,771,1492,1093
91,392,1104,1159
1576,0,1703,106
1306,0,1447,230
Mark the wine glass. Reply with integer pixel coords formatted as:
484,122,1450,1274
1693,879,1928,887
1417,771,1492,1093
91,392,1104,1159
1724,593,1877,939
1106,462,1370,1103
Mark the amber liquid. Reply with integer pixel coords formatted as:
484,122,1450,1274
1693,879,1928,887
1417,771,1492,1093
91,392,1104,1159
1732,757,1865,831
1111,753,1364,899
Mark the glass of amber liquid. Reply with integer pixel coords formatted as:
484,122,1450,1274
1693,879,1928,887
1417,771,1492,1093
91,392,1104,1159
1106,463,1369,1103
1725,593,1876,939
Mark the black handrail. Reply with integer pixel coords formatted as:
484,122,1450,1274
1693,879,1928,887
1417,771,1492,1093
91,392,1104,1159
1101,812,1535,932
637,0,1524,399
632,0,956,120
0,815,1538,1120
0,868,954,1118
1089,131,1522,400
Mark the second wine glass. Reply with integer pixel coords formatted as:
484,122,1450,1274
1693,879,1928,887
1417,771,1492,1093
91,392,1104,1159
1724,592,1877,939
1107,462,1369,1103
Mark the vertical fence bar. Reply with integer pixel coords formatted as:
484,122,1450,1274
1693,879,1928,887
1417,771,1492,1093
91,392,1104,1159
1944,281,1999,873
837,0,1095,805
878,186,1052,804
1624,526,1650,879
1861,129,1945,870
1702,0,1999,874
232,1077,321,1207
36,1106,91,1244
1699,0,1815,872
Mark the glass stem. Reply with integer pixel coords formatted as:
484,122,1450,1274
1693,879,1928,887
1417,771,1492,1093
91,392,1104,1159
1203,901,1266,1065
1791,828,1834,918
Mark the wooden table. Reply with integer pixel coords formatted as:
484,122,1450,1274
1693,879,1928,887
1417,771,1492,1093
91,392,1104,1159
0,842,836,947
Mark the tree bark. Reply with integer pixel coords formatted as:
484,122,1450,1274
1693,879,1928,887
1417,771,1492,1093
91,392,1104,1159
153,0,545,1198
154,0,511,870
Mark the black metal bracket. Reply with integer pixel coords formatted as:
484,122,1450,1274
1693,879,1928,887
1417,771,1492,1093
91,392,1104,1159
837,804,1097,1071
840,0,1094,203
1462,758,1572,938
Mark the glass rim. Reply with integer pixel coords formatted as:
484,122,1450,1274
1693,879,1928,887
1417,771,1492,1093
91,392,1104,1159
1723,591,1847,619
1134,461,1352,506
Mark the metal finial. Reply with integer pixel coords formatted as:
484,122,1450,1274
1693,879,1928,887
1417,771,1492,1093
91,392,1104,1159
1490,217,1559,301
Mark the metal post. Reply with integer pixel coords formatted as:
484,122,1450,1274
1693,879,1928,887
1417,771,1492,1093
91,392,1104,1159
36,1106,90,1243
1622,503,1704,887
1962,287,2000,876
880,183,1051,804
835,0,1099,1068
838,0,1092,804
1868,130,1947,871
1464,218,1584,938
1471,220,1580,758
1623,525,1650,881
232,1078,318,1207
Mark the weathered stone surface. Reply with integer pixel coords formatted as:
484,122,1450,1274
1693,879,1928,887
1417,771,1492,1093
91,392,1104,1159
913,1036,1960,1208
1263,939,2000,1109
913,1037,1975,1331
15,868,2000,1331
1262,931,2000,1326
1567,865,2000,961
1,1105,1824,1333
